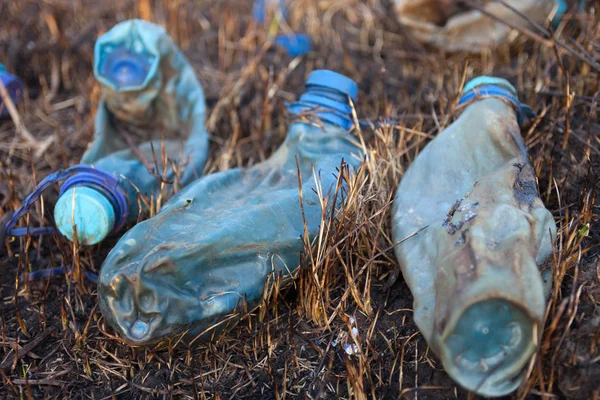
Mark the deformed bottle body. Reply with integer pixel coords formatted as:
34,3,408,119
97,70,365,346
392,77,557,397
52,19,209,245
393,0,559,52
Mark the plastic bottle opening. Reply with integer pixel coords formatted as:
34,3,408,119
97,46,152,90
442,299,535,396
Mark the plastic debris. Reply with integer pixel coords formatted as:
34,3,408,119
551,0,585,29
391,76,557,397
393,0,561,52
344,316,360,355
253,0,312,57
6,19,209,248
20,266,98,284
273,34,312,57
0,63,23,118
344,343,360,355
97,70,365,346
252,0,288,24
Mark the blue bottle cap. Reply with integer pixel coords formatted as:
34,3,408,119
286,70,359,129
54,186,116,245
462,76,517,96
97,47,152,90
306,70,359,101
273,34,312,57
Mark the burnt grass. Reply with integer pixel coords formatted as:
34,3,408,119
0,1,599,399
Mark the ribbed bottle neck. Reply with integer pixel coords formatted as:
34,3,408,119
286,70,358,130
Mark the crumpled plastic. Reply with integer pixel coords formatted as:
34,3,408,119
97,109,365,345
86,19,208,220
393,0,558,52
391,79,557,396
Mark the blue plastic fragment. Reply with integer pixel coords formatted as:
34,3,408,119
551,0,585,29
0,63,23,118
252,0,288,25
273,34,312,57
552,0,568,28
21,266,98,284
253,0,267,24
252,0,311,57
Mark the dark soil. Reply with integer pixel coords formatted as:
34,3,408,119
0,1,599,399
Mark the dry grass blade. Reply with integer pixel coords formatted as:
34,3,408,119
0,0,598,399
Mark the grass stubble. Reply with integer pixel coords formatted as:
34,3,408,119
0,0,598,399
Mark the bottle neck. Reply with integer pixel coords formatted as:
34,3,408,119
458,85,535,126
286,84,355,130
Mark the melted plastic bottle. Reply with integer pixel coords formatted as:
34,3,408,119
97,70,365,346
391,77,557,397
393,0,562,52
6,20,208,246
0,63,23,118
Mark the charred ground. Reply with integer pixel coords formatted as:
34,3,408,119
0,1,598,399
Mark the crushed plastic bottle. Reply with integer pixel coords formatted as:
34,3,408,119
391,76,557,397
97,70,365,346
6,19,208,246
0,63,23,118
393,0,562,52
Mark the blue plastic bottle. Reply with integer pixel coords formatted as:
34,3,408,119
391,76,556,397
97,70,364,345
6,20,209,246
0,63,23,118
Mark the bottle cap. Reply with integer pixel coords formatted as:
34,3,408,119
273,34,312,57
286,69,359,129
54,186,116,245
306,70,358,101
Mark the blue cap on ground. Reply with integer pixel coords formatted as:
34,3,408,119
97,47,152,90
0,63,24,118
286,70,359,130
274,34,312,57
462,76,517,96
54,186,116,245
